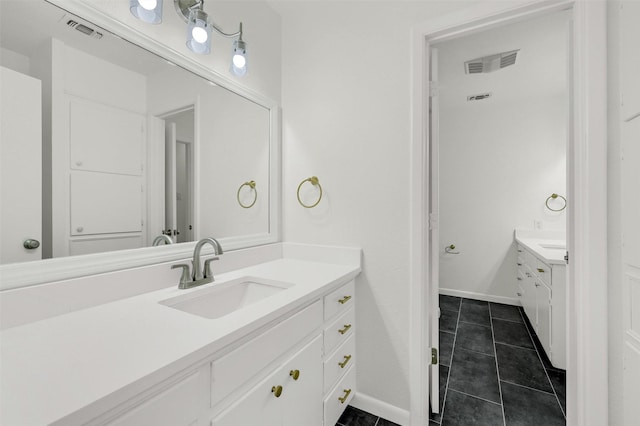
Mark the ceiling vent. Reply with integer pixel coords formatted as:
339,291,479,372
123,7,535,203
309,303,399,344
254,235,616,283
66,19,103,39
467,92,492,101
464,49,519,74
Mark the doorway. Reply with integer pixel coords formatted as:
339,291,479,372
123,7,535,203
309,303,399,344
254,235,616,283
431,9,569,424
160,107,195,243
409,1,608,425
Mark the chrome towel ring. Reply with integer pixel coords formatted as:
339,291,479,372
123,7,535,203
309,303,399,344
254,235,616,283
545,193,567,212
297,176,323,208
237,180,257,208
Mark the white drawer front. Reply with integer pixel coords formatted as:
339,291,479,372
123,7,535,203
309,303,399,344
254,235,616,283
324,281,355,320
211,301,323,406
324,335,355,394
323,365,356,426
535,259,552,286
324,307,355,356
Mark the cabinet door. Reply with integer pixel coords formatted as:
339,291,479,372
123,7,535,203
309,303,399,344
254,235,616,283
535,281,552,359
283,336,323,426
212,335,322,426
521,267,537,326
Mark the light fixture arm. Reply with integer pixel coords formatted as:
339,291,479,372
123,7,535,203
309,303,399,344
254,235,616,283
174,0,242,39
211,21,242,39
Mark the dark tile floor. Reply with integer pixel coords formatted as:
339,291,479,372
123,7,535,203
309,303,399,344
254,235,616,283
336,405,400,426
334,296,566,426
432,295,566,425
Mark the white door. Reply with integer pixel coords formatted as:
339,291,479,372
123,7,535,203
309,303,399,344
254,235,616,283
620,2,640,424
428,47,441,415
165,122,178,242
0,66,42,264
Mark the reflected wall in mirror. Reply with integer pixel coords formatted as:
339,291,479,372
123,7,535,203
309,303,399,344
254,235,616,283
0,0,274,266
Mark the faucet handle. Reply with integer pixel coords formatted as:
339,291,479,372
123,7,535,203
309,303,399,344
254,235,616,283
172,264,191,288
203,257,219,279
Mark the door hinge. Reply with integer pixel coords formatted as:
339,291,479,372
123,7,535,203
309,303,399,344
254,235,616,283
429,213,438,230
564,251,569,264
431,348,438,365
429,81,439,98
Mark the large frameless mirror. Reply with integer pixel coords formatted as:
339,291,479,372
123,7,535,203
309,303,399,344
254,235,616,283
0,0,280,288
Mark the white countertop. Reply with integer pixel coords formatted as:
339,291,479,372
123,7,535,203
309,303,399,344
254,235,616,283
514,229,566,265
0,257,360,425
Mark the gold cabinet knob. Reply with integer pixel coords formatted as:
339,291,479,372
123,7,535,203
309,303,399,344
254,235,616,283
338,388,352,404
537,268,545,273
338,295,352,305
271,385,283,398
338,324,352,335
338,355,352,369
289,369,300,380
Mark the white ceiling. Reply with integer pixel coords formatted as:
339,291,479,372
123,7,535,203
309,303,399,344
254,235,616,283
435,9,571,109
0,0,168,77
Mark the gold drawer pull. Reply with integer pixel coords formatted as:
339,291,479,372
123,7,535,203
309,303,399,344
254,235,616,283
517,277,523,281
290,369,300,380
537,268,545,273
271,385,283,398
338,324,352,335
338,355,352,368
338,295,352,304
338,388,352,404
517,262,522,266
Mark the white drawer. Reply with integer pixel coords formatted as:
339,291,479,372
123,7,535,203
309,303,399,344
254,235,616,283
324,281,355,321
323,365,356,426
211,300,323,406
324,307,354,356
324,335,355,393
535,259,552,286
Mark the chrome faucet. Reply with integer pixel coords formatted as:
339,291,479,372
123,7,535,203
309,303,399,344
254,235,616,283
171,237,223,289
192,237,223,281
152,234,173,246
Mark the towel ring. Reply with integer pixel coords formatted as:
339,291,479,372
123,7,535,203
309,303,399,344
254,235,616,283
545,193,566,212
237,180,257,209
297,176,323,208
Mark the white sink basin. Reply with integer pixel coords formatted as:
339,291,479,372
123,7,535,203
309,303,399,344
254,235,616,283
160,277,293,319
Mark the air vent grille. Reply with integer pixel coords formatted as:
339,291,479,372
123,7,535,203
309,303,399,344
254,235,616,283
467,93,492,101
465,49,519,74
66,20,103,39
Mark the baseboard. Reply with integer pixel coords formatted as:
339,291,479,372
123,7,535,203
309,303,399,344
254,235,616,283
350,392,409,426
439,288,521,306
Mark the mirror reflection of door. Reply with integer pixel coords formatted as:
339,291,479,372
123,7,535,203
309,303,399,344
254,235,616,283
0,66,42,263
162,108,195,244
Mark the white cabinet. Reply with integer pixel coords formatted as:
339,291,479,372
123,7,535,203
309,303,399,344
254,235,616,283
90,281,356,426
516,245,566,369
322,281,356,425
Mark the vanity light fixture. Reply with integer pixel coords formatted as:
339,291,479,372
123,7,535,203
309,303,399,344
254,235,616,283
129,0,163,24
129,0,247,75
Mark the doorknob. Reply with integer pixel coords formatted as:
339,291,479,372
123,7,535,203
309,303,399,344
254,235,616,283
23,239,40,249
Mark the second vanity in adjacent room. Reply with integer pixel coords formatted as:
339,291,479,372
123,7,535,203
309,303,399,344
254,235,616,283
0,243,361,426
514,229,567,370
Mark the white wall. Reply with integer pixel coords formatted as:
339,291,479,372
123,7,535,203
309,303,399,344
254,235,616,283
0,47,29,74
273,0,483,415
437,12,568,301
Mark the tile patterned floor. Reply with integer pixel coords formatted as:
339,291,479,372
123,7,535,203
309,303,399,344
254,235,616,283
432,295,566,426
336,405,400,426
334,296,566,426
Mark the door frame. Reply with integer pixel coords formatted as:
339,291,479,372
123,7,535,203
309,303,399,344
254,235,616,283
409,1,607,425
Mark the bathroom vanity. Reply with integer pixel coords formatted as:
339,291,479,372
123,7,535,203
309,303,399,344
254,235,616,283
0,243,360,426
514,230,567,370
